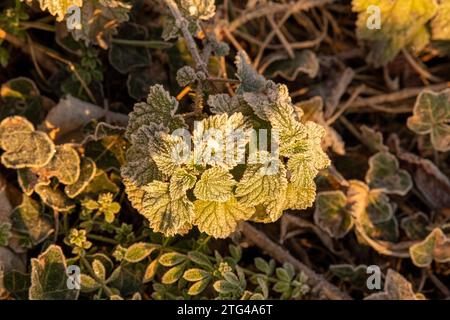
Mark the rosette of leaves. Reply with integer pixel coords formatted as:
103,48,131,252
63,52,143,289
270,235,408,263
407,89,450,152
121,52,330,239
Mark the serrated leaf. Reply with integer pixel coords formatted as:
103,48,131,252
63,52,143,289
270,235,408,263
365,269,424,300
141,181,193,236
37,144,81,185
126,85,185,139
176,66,197,87
29,245,79,300
194,167,235,202
169,168,196,199
71,0,131,49
35,184,75,212
65,157,97,198
193,196,254,238
159,252,187,267
352,0,438,67
11,195,53,246
365,152,412,196
409,228,450,268
314,191,354,239
121,124,164,187
207,94,248,116
407,89,450,152
193,112,248,169
179,0,215,21
124,242,157,263
235,51,266,93
35,0,83,22
0,116,55,169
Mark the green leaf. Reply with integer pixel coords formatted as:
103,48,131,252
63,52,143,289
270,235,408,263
125,85,185,140
330,264,368,288
29,245,79,300
352,0,438,67
400,212,429,240
161,263,186,284
141,181,193,236
360,125,389,153
365,152,412,196
65,157,97,198
193,196,255,238
365,269,425,300
314,191,354,239
235,51,266,93
37,144,81,185
194,167,236,202
80,274,100,293
183,268,210,282
264,50,319,80
409,228,450,268
407,89,450,152
187,278,210,295
159,252,187,267
124,242,157,263
207,94,247,116
35,184,75,212
11,195,53,246
0,116,55,169
187,251,213,270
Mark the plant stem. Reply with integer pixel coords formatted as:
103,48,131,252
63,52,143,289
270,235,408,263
111,38,173,49
80,254,115,297
88,234,119,245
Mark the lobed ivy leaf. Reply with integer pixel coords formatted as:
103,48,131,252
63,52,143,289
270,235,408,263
365,152,413,196
400,212,429,240
409,228,450,268
0,116,55,169
314,191,354,239
29,245,79,300
360,125,388,153
194,167,235,202
330,264,368,288
193,197,255,239
365,269,425,300
407,89,450,152
352,0,438,67
11,195,53,246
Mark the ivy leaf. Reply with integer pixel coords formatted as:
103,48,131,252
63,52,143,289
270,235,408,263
365,152,413,196
140,181,193,236
407,89,450,152
65,157,97,198
400,212,429,240
348,180,398,242
193,112,248,169
360,125,389,153
352,0,438,67
18,169,40,196
365,269,425,300
235,51,266,93
29,245,79,300
11,195,53,246
193,196,254,238
126,85,185,140
330,264,368,288
194,167,235,202
35,0,83,22
0,116,55,169
35,184,75,212
314,191,354,239
264,50,319,80
409,228,450,268
37,144,81,185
